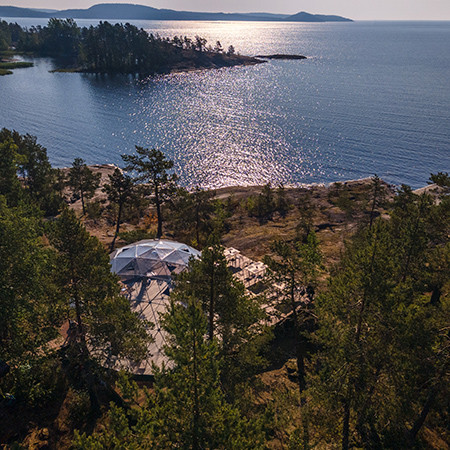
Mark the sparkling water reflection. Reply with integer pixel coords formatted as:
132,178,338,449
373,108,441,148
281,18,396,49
1,20,449,188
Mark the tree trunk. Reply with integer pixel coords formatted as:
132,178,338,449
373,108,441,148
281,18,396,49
355,366,382,447
195,203,200,245
430,286,441,306
342,400,350,450
192,325,200,450
369,180,379,229
71,266,85,346
290,273,309,449
80,189,86,216
407,384,438,443
401,195,426,283
155,184,163,239
355,227,379,342
110,202,122,252
290,274,305,391
70,264,100,414
208,260,215,341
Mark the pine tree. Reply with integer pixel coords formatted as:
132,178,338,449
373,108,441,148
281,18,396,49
0,137,23,206
275,183,291,218
0,129,63,215
367,174,387,229
73,296,267,449
264,232,322,448
103,168,136,251
309,215,449,448
122,147,178,238
50,208,149,408
169,186,215,247
0,198,62,367
67,157,101,215
173,243,267,390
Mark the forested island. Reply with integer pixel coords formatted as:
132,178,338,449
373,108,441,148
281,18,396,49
0,129,448,448
0,19,262,75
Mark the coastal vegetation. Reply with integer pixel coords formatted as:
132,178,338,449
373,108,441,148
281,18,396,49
0,129,449,448
0,18,261,75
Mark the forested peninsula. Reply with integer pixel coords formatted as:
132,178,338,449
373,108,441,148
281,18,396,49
0,19,262,75
0,128,449,448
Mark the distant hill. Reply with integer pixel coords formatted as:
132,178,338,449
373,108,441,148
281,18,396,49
0,5,49,18
286,11,353,22
0,3,353,22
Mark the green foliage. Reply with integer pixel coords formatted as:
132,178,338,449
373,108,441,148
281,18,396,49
103,168,139,250
296,190,316,242
0,137,23,205
264,232,323,295
0,198,62,365
275,184,291,218
0,199,66,406
308,193,450,448
264,233,322,448
16,18,80,57
364,174,388,228
429,171,450,189
0,20,25,50
50,208,149,367
74,297,267,449
122,146,178,238
12,19,234,75
67,157,101,215
0,61,33,69
173,243,269,392
85,199,103,220
169,186,217,246
246,183,292,224
246,183,275,223
4,355,65,408
68,389,91,427
0,128,64,215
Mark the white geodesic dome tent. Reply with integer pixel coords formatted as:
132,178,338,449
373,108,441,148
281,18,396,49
111,239,200,282
110,239,201,375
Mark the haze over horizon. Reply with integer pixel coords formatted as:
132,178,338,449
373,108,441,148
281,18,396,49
0,0,449,20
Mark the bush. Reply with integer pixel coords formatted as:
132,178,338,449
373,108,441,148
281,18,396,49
85,200,103,220
68,389,91,427
246,183,276,223
4,356,66,408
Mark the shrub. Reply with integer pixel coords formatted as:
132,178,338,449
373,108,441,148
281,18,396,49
68,389,91,427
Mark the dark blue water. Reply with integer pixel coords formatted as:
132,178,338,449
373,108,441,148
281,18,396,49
1,19,449,188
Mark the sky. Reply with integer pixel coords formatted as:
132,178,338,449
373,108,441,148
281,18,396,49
1,0,450,20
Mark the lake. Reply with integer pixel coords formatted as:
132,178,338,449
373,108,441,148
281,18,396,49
1,19,449,188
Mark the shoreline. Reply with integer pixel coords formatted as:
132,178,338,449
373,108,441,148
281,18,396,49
47,54,265,76
70,165,435,193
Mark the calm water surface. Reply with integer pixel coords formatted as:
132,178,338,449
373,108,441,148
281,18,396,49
1,19,449,188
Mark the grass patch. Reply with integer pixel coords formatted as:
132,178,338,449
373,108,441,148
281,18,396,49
0,68,13,75
0,61,33,70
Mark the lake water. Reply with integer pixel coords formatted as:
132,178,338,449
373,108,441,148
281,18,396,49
1,19,449,188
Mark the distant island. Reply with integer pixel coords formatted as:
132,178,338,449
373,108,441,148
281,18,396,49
0,3,353,22
0,19,264,75
256,54,307,60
